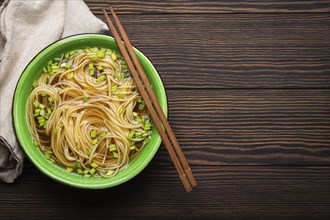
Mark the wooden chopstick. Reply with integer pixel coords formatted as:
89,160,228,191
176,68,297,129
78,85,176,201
102,6,196,192
107,4,197,188
102,9,192,192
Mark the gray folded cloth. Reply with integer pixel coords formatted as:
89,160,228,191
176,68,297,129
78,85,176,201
0,0,108,183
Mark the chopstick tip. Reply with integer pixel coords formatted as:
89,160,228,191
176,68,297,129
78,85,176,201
180,174,192,192
108,2,115,14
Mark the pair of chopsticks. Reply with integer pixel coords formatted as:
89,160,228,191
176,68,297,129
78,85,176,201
103,4,197,192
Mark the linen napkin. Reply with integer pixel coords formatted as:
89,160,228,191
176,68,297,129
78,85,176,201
0,0,108,183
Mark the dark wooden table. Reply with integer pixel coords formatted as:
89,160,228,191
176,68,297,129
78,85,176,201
1,1,330,219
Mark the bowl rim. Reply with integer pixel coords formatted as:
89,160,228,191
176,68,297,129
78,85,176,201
12,33,168,189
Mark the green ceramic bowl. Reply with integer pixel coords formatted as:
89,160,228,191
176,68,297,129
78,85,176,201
13,34,167,189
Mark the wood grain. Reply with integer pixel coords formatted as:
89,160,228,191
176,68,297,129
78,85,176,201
86,0,330,14
95,14,330,89
0,162,329,220
147,89,330,166
0,0,329,219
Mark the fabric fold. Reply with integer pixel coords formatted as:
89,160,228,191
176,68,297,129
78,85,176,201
0,0,108,183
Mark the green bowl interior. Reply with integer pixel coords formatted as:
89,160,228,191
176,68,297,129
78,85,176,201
13,34,167,189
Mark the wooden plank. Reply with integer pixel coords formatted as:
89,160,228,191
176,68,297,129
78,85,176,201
97,14,330,89
150,89,330,166
86,0,330,14
0,163,329,219
0,0,328,14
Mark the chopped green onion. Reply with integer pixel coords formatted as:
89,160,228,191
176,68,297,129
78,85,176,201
111,52,117,61
84,48,91,53
69,50,77,56
142,133,148,137
83,97,89,103
119,107,124,114
121,64,128,70
47,65,52,72
116,73,122,81
98,131,107,139
47,108,51,114
137,97,142,103
48,60,53,65
76,161,82,169
43,67,48,73
33,100,40,108
91,162,98,168
88,148,93,155
83,174,91,178
96,75,106,82
97,51,105,59
37,116,45,122
89,55,97,61
65,167,73,173
33,140,39,146
143,137,150,145
132,112,138,117
52,128,58,133
92,138,98,145
39,104,45,109
66,62,71,69
106,170,114,176
92,47,98,52
51,64,58,70
89,63,94,70
68,72,74,79
40,109,46,116
143,126,151,131
45,150,53,155
96,65,103,70
112,152,118,158
32,80,38,88
139,102,145,110
34,109,40,116
130,145,136,151
113,70,118,78
65,53,70,59
108,144,116,152
106,49,112,53
44,154,50,159
83,169,90,174
77,169,83,174
111,86,117,92
90,130,96,138
135,132,142,138
48,96,53,102
136,117,142,123
118,93,124,99
43,121,47,128
41,92,46,97
121,60,126,65
50,69,58,75
44,113,50,119
89,69,95,76
128,131,135,138
90,168,96,175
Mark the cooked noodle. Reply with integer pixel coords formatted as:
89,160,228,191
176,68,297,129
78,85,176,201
26,48,152,177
